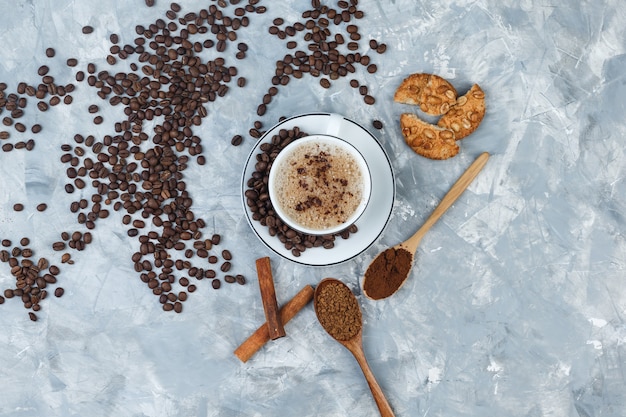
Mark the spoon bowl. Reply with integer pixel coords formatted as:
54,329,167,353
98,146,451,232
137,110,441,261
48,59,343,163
362,152,490,300
314,278,395,417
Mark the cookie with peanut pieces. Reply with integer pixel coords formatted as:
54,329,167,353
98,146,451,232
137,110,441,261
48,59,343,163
400,113,459,160
437,84,485,140
394,73,458,116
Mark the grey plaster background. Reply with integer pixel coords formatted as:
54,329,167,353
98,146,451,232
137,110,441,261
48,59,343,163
0,0,625,416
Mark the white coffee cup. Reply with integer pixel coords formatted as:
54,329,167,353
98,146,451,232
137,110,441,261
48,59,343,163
268,134,371,235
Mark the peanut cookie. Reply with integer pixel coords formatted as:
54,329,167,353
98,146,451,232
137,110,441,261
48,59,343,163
437,84,485,140
394,73,457,116
400,113,458,160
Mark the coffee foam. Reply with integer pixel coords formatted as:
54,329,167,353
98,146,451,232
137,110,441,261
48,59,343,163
273,141,364,231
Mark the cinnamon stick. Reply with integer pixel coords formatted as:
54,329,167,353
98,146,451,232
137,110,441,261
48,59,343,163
255,257,286,340
234,284,314,363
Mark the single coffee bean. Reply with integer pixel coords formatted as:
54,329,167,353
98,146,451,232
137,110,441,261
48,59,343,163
231,134,243,146
52,242,66,251
82,25,94,34
55,288,64,297
13,203,24,212
373,120,383,130
212,279,221,289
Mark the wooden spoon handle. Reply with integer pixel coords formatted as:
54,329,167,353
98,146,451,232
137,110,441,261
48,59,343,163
404,152,490,253
351,347,395,417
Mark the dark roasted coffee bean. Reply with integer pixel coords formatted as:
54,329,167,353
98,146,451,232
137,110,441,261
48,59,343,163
55,288,64,297
52,241,66,251
373,120,383,129
13,203,24,212
82,25,94,34
231,134,243,146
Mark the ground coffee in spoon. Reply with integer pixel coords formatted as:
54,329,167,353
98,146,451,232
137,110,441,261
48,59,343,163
363,248,412,300
316,281,362,341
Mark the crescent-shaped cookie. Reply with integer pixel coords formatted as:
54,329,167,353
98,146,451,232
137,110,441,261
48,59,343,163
394,73,457,116
400,113,459,160
437,84,485,140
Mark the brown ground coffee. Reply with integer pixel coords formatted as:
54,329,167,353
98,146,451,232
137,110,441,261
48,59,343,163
315,280,361,341
362,247,413,300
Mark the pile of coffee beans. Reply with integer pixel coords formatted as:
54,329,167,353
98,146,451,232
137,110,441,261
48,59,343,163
0,239,64,322
1,1,271,319
245,126,358,257
238,0,387,143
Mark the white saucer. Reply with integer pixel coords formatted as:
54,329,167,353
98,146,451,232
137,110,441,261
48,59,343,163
241,113,395,266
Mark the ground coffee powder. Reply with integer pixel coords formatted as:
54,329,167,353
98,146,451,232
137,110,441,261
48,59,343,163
363,247,413,300
315,280,361,341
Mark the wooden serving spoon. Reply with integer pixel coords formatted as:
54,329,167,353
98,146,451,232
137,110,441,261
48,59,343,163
314,278,395,417
362,152,490,300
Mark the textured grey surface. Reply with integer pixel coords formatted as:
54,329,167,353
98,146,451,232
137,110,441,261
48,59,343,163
1,0,625,416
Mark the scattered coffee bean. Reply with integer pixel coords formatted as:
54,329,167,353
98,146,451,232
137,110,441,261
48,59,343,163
231,134,243,146
373,120,383,130
82,25,94,34
45,48,55,57
13,203,24,212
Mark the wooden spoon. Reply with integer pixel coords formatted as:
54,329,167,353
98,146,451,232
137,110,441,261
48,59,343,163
362,152,490,300
314,278,395,417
